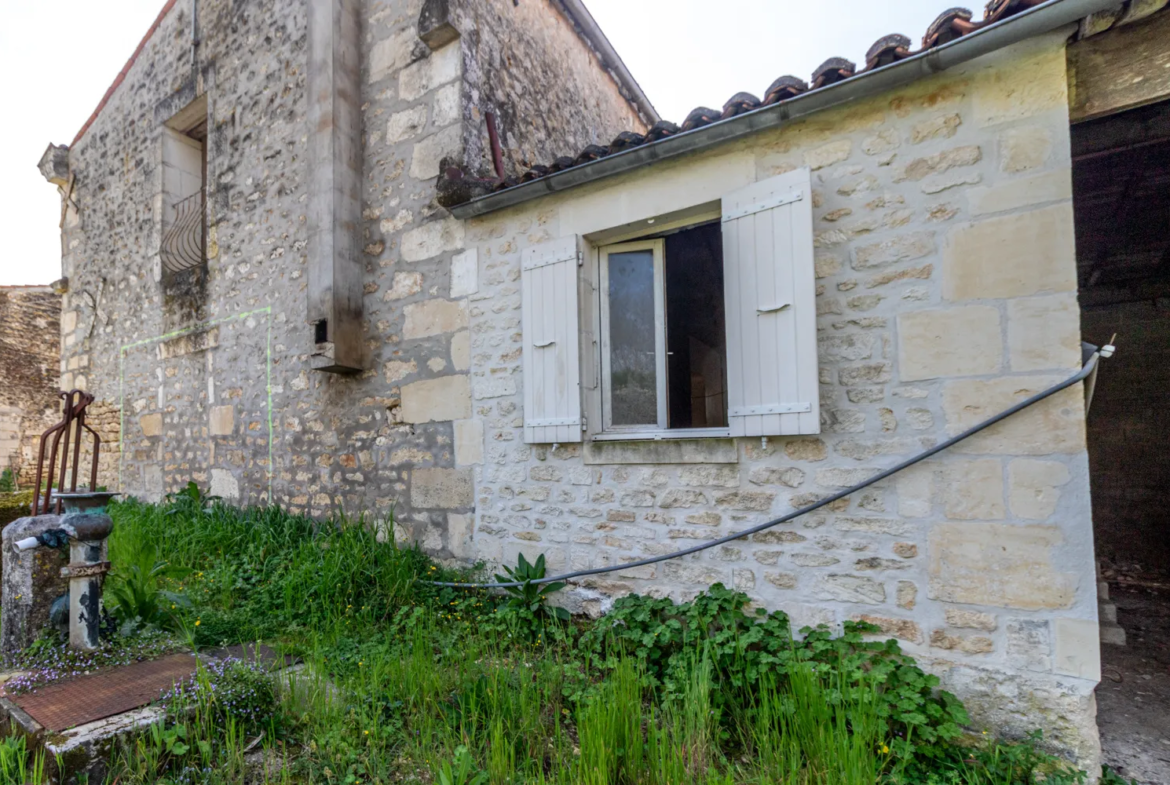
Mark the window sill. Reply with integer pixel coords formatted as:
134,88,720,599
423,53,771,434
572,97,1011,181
583,435,738,465
591,428,730,442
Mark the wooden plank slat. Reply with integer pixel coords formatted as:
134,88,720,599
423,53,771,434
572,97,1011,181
756,205,781,437
771,199,799,436
1069,8,1170,122
521,252,536,444
740,212,762,436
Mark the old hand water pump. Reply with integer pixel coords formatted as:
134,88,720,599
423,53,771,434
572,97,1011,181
15,492,118,651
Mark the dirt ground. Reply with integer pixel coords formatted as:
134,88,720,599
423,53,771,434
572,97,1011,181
1097,573,1170,784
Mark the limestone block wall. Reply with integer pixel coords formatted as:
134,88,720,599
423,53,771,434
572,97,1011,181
456,33,1100,764
0,287,61,484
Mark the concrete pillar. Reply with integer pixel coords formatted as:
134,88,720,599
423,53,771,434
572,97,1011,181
306,0,364,373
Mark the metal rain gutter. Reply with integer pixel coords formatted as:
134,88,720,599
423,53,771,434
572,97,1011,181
450,0,1116,220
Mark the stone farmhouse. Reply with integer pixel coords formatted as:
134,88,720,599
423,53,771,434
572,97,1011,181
37,0,1170,769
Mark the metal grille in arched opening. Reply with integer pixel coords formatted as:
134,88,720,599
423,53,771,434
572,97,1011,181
161,191,204,274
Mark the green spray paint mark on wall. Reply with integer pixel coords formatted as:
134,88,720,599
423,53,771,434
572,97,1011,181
118,307,274,501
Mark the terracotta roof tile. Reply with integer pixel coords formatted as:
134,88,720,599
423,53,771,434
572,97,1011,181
721,92,762,119
608,131,647,153
865,34,914,70
572,144,610,167
644,120,680,142
435,0,1068,208
763,76,809,105
923,7,977,48
680,106,722,132
811,57,857,89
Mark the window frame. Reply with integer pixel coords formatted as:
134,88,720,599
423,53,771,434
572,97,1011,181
598,238,668,433
595,230,733,441
159,94,210,279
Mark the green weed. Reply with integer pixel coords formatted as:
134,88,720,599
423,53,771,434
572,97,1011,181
86,494,1104,785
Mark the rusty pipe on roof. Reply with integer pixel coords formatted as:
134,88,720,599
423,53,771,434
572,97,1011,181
485,112,506,182
190,0,200,71
450,0,1122,220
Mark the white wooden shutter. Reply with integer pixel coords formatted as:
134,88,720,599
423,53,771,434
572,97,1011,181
722,168,820,437
521,236,583,444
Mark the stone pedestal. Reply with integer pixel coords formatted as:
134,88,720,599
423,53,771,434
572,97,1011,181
1,516,69,653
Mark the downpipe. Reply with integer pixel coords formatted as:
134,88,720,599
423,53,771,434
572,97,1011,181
429,341,1114,590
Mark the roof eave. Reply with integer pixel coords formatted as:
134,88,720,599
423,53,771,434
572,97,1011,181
450,0,1115,221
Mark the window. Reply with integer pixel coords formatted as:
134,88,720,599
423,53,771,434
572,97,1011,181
599,222,728,434
519,167,820,444
160,97,208,276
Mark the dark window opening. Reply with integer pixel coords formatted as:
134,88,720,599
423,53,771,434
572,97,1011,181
314,319,329,344
665,223,727,429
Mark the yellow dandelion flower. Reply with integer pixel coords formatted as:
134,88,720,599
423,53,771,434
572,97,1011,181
195,619,201,627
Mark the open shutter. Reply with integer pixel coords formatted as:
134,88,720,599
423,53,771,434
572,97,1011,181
521,236,583,443
722,168,820,437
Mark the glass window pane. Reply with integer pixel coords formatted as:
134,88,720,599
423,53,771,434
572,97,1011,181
608,250,658,426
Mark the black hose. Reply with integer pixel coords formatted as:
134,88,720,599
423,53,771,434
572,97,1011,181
427,349,1103,590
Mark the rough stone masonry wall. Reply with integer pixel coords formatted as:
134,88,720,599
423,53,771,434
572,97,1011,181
54,0,644,537
299,0,646,546
458,33,1102,765
0,287,61,485
455,0,650,177
58,0,309,504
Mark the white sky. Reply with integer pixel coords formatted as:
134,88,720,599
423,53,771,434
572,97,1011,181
0,0,946,286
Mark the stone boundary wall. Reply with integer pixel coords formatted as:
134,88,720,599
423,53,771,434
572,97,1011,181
0,287,61,486
455,33,1100,765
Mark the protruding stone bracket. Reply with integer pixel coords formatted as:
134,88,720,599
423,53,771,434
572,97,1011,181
418,0,460,50
38,144,70,187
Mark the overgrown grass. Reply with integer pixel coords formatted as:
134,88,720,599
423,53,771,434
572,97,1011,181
107,496,438,647
15,495,1103,784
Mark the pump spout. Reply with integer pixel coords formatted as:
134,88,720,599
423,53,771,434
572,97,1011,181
13,528,71,552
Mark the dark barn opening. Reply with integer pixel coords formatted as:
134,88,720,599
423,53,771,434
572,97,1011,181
1073,98,1170,779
